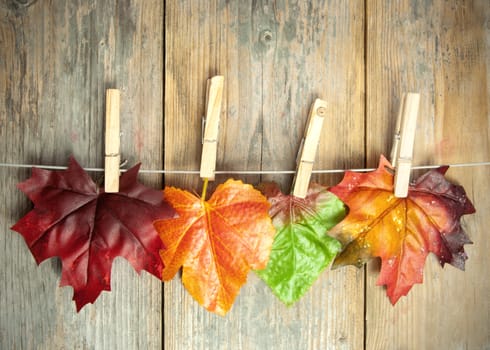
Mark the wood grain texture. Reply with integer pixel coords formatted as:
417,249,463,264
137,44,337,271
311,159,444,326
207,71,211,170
164,1,364,349
2,0,489,349
0,1,163,349
366,1,490,349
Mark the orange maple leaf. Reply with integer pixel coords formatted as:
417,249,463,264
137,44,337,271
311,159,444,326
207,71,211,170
154,179,275,315
329,155,475,304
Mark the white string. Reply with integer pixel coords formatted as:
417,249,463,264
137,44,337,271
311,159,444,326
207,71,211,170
1,161,490,174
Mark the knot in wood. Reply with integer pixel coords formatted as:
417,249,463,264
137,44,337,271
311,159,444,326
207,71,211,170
260,30,274,45
12,0,37,8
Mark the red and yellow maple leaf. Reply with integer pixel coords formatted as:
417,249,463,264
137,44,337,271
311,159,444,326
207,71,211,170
154,179,275,315
11,157,176,310
329,155,475,304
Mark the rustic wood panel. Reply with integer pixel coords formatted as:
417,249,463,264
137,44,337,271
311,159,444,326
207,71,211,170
0,1,164,349
366,1,490,349
3,0,489,349
164,1,364,349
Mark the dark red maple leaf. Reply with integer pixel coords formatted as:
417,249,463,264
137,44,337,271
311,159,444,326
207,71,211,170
11,157,175,311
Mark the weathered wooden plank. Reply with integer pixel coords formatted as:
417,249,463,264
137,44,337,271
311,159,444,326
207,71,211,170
366,1,490,349
0,1,163,349
164,1,364,349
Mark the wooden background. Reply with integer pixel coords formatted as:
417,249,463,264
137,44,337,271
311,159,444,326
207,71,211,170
1,1,488,349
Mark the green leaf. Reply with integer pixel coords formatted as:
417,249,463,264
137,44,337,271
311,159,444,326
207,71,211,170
255,182,345,305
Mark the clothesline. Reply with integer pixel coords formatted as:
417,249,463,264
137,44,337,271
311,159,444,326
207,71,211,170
1,161,490,174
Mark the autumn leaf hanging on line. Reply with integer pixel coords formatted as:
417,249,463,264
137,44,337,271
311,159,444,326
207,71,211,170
154,76,275,315
11,157,176,310
255,99,346,306
155,179,275,315
329,93,475,305
11,90,176,311
257,182,344,305
329,156,475,303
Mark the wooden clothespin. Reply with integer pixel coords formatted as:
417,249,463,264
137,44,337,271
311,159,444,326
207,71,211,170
200,76,224,181
104,89,121,193
391,93,420,198
291,98,327,198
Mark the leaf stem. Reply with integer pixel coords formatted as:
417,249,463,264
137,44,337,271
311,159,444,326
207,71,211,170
201,178,209,201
